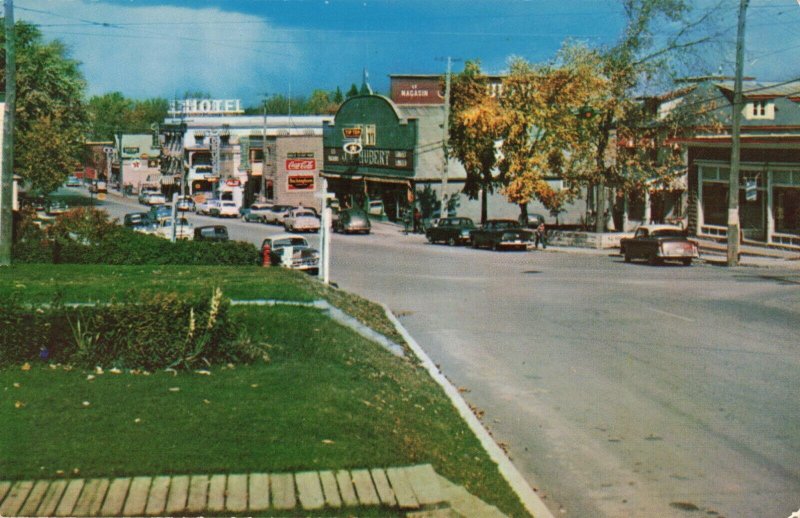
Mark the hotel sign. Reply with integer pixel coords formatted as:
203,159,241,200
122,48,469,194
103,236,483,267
168,99,244,116
325,147,413,171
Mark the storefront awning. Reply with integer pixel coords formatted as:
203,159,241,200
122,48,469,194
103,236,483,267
321,171,411,186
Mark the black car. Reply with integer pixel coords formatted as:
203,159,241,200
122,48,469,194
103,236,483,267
123,212,152,229
470,219,533,251
425,217,475,245
194,225,229,242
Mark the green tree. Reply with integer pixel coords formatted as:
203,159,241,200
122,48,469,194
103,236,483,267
87,92,132,140
346,84,359,98
0,20,88,193
332,86,344,104
449,61,504,224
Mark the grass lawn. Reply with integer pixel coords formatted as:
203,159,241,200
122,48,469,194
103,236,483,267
0,264,528,517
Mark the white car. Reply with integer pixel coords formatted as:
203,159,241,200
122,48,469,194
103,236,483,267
155,217,193,240
284,208,321,232
216,201,240,218
144,193,167,206
196,199,221,215
264,205,296,225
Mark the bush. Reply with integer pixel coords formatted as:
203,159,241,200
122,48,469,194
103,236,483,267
12,207,260,265
0,290,260,370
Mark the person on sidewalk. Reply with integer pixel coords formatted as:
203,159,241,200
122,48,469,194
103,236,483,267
413,207,422,234
535,221,547,249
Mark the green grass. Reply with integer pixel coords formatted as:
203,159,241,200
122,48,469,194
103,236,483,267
0,265,529,517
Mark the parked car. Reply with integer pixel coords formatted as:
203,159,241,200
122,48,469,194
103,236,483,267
176,196,195,212
241,202,274,223
123,212,151,229
426,217,475,245
214,201,240,218
470,219,533,251
141,192,166,205
138,188,159,204
65,176,81,187
284,208,321,232
261,233,320,274
148,204,173,223
368,200,385,217
263,204,296,225
193,225,229,242
46,201,69,216
196,198,221,215
620,224,699,266
155,217,193,240
334,208,371,234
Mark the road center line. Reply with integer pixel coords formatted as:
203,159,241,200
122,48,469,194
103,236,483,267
645,306,695,322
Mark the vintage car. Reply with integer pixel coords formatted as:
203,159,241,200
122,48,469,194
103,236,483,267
283,208,321,232
263,205,296,225
193,225,229,242
425,217,475,245
620,224,699,266
148,204,173,223
176,196,195,212
155,217,193,240
46,201,69,216
123,211,152,229
241,202,274,223
65,175,82,187
213,201,240,218
470,219,533,251
261,233,320,274
334,208,371,234
195,198,221,216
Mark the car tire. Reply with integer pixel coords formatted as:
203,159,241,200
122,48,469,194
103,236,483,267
681,258,692,266
448,237,456,246
648,254,662,266
493,242,500,252
624,251,631,263
426,234,434,243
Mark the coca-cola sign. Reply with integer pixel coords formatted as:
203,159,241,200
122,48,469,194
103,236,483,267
286,159,316,171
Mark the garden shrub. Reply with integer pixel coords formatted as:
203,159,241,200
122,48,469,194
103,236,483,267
12,207,260,265
0,289,260,370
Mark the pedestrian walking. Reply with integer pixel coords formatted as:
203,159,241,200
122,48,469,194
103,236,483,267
535,221,547,249
413,207,422,233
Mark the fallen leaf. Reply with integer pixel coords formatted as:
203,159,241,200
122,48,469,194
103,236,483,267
14,401,25,409
109,368,122,374
49,364,58,370
72,468,80,475
168,387,180,392
86,375,95,381
195,370,211,376
164,368,177,376
13,383,20,388
21,363,31,371
55,470,65,476
82,401,91,407
322,439,335,444
95,366,104,375
134,418,141,423
203,399,211,404
250,384,259,388
141,371,151,376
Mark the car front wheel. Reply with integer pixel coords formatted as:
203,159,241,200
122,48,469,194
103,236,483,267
624,251,631,263
681,258,692,266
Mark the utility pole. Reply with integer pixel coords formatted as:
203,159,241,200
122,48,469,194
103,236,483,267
261,95,268,201
439,56,454,216
0,0,15,266
727,0,749,266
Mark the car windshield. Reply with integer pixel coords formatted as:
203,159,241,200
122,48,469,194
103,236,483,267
273,238,308,248
491,221,517,229
651,229,685,237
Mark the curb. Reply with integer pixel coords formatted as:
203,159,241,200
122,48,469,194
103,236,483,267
381,304,555,518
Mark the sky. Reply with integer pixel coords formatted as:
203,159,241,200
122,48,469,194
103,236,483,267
11,0,800,108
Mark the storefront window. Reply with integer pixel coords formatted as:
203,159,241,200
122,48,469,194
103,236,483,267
774,187,800,235
702,183,727,226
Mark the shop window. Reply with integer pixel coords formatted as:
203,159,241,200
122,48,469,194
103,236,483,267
702,183,728,226
774,187,800,235
746,100,774,120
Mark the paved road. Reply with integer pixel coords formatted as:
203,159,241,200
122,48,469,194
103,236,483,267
93,192,800,518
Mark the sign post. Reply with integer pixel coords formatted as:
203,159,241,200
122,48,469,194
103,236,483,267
316,178,335,284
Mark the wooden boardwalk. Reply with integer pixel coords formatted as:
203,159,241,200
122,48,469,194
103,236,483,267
0,464,506,517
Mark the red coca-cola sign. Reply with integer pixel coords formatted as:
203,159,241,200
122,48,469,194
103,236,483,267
286,159,316,171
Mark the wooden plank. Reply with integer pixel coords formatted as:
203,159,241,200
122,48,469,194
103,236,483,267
186,475,209,514
100,478,131,517
144,476,170,516
270,473,295,510
405,464,444,505
165,475,189,515
248,473,270,512
386,467,419,509
225,474,248,513
72,478,110,516
0,480,34,517
335,470,358,507
207,474,226,512
318,471,342,509
351,469,380,506
371,468,397,506
295,472,324,511
122,476,151,516
35,480,67,517
19,480,50,517
55,479,85,516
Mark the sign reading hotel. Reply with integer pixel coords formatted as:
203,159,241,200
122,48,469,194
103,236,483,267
287,175,315,191
168,99,244,116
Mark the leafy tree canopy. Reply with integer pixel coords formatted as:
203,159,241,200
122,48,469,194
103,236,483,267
87,93,168,140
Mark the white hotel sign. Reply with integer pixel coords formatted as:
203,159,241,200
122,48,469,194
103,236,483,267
169,99,244,116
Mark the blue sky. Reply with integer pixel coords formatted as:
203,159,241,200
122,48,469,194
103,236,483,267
13,0,800,107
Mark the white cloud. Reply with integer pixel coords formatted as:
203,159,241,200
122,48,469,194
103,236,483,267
19,0,304,104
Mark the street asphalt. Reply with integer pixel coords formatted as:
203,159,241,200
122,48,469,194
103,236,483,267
86,191,800,518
